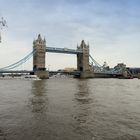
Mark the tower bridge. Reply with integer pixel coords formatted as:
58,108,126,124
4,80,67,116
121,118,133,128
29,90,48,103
0,34,128,79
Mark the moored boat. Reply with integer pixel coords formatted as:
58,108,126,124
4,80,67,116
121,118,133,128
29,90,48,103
0,75,41,80
22,75,41,80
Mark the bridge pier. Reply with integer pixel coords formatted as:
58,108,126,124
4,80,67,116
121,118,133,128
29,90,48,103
33,34,49,79
77,40,94,78
80,71,94,78
34,70,49,79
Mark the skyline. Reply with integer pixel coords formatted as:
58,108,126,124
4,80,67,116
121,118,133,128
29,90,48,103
0,0,140,70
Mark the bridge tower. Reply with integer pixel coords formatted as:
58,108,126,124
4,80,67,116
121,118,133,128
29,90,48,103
33,34,49,79
77,40,94,78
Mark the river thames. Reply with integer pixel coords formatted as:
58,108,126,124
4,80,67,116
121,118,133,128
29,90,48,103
0,78,140,140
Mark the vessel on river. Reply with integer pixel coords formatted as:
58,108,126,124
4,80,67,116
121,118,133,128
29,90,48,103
0,75,41,80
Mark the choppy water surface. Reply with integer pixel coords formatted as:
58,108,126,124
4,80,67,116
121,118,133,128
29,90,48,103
0,78,140,140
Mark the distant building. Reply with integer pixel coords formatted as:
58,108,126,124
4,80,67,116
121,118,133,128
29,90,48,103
64,67,77,72
114,63,126,69
127,67,140,78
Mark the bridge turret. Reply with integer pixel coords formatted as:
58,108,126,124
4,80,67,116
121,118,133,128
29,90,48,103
76,40,94,78
33,34,49,79
33,34,46,71
77,40,90,72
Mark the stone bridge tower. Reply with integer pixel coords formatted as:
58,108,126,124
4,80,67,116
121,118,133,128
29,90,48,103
77,40,94,78
33,34,49,79
77,40,90,72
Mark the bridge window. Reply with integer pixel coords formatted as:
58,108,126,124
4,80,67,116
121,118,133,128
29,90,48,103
33,65,37,71
80,67,83,71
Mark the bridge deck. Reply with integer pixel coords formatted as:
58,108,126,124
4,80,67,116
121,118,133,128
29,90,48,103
46,47,83,54
0,70,33,74
0,70,122,74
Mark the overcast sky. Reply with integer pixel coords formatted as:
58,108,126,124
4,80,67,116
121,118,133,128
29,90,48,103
0,0,140,70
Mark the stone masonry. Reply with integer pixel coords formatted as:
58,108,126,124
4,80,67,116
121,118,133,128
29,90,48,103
77,40,94,78
77,40,90,72
33,34,46,71
33,34,49,79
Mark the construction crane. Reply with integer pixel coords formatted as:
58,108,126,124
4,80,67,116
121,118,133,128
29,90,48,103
0,17,7,43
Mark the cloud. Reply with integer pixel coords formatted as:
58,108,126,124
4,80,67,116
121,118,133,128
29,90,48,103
0,0,140,70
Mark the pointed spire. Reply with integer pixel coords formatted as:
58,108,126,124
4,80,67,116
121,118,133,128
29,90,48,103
43,37,46,43
80,40,86,48
87,42,89,48
81,40,85,44
77,43,80,49
38,34,42,40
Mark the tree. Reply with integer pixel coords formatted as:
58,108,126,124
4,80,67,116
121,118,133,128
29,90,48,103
0,17,7,43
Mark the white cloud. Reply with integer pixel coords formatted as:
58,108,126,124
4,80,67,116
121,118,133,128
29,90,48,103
0,0,140,71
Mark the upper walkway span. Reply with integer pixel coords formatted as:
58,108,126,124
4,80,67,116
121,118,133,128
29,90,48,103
46,47,83,54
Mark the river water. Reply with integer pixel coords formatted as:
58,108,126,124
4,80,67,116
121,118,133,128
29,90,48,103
0,78,140,140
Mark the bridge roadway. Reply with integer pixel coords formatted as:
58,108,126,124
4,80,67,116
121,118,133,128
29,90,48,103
46,47,83,54
0,70,123,78
0,70,80,75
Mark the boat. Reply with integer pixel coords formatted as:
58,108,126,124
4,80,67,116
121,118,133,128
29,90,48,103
22,75,41,80
0,75,41,80
49,73,72,78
